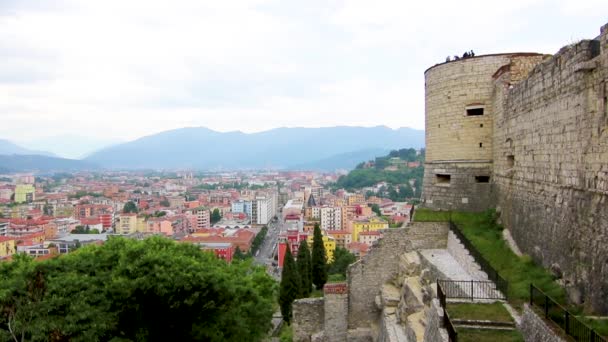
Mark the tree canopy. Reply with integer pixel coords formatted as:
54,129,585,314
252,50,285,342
211,208,222,224
328,247,357,277
296,241,312,298
0,236,276,341
279,245,299,324
122,201,138,214
311,223,327,290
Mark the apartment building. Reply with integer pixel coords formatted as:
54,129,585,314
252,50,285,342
320,206,343,230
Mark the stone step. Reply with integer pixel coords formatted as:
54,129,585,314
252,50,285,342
453,324,515,331
452,319,515,329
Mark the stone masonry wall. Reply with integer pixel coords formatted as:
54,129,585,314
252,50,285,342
492,29,608,313
324,284,349,342
293,298,325,342
422,53,546,212
422,162,494,211
520,304,567,342
347,223,448,330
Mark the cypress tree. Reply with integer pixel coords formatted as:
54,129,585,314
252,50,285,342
296,241,312,298
311,223,327,290
279,245,300,323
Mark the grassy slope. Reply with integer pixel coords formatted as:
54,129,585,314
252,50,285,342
447,302,514,323
414,209,565,308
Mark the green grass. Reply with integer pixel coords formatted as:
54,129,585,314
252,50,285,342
328,274,346,283
447,303,513,323
310,289,324,298
279,323,293,342
456,328,523,342
579,317,608,337
414,208,566,309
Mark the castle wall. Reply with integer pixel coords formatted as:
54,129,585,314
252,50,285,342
422,53,545,211
293,298,325,342
492,31,608,313
347,223,448,330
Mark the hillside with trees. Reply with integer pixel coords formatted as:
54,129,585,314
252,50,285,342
0,236,276,341
334,148,425,201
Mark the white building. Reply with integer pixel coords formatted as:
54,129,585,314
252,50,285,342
320,206,343,231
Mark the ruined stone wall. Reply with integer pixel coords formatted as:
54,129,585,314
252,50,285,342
347,223,448,330
492,28,608,313
324,284,349,342
293,298,325,342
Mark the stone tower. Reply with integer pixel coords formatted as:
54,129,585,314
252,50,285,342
421,53,545,211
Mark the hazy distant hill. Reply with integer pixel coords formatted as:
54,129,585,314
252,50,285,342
0,139,55,157
292,148,390,171
19,135,122,159
0,154,99,173
85,126,424,170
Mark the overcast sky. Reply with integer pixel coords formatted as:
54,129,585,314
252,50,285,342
1,0,607,142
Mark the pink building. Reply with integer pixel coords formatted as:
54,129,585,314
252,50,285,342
147,218,173,236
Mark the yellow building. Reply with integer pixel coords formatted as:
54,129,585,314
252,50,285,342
307,232,336,262
136,216,147,233
351,217,389,242
14,184,35,203
347,194,365,206
0,237,17,258
117,213,138,234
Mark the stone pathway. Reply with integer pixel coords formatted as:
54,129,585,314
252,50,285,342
420,249,505,300
420,249,475,281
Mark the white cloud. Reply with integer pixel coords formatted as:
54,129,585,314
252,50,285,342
0,0,606,142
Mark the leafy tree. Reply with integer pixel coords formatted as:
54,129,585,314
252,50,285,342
250,226,268,254
43,203,53,216
122,201,138,214
233,246,247,260
311,223,327,290
210,208,222,224
279,245,300,324
0,236,276,341
328,247,357,277
296,241,312,298
371,203,382,216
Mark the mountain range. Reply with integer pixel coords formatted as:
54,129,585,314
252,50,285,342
0,139,56,157
0,126,424,172
85,126,424,170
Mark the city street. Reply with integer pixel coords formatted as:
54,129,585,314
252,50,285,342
254,209,283,280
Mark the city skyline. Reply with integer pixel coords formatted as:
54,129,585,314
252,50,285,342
1,0,607,142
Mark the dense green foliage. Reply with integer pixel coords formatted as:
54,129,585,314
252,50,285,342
336,148,424,201
70,225,100,234
414,209,566,307
122,201,138,214
371,204,381,216
210,208,222,224
279,246,300,324
296,242,312,298
311,224,327,290
328,247,357,277
251,226,268,255
0,237,276,341
336,167,423,191
233,246,247,261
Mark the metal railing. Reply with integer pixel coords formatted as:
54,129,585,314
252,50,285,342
437,282,458,342
448,221,508,298
438,279,507,301
530,284,606,342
